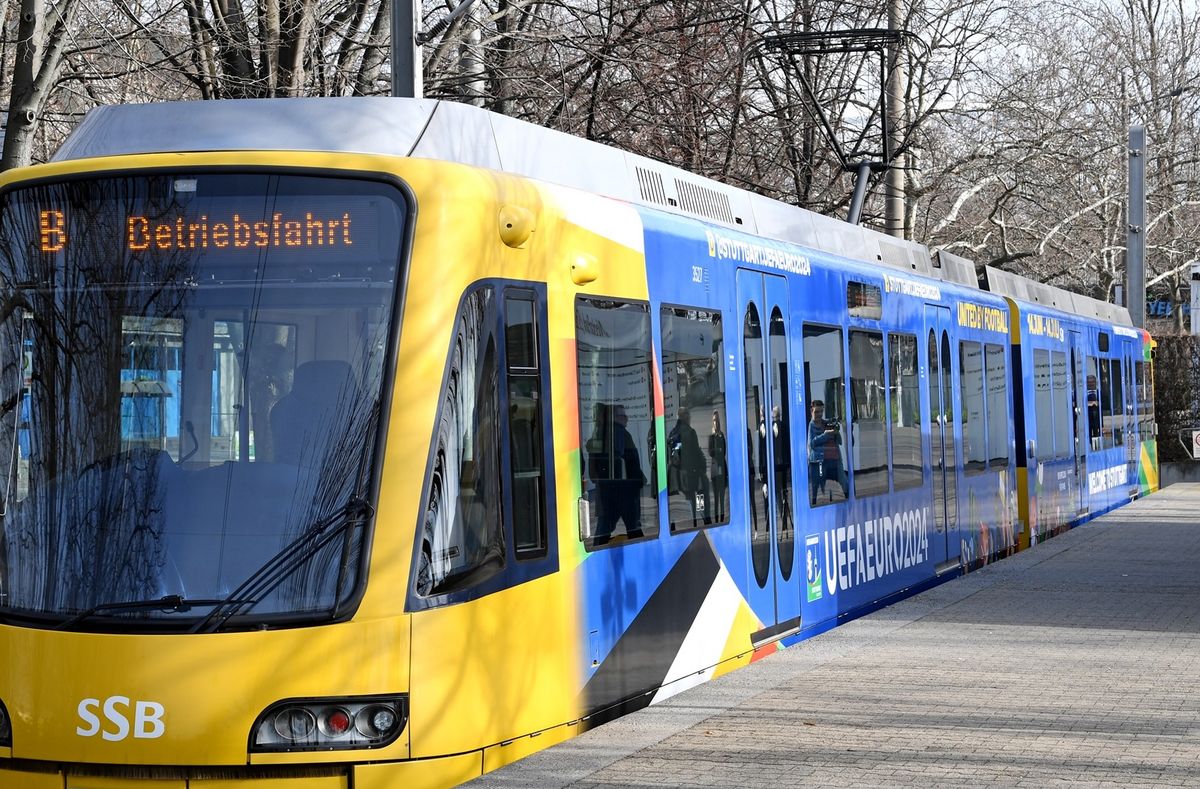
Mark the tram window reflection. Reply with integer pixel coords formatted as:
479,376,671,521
849,330,887,496
959,341,986,474
1109,358,1124,447
660,306,727,532
420,287,506,596
1086,357,1102,449
506,292,547,559
0,172,403,620
1034,349,1053,459
803,323,848,505
888,333,923,490
576,298,658,548
984,344,1009,467
1135,360,1154,439
1099,356,1113,449
1050,351,1070,458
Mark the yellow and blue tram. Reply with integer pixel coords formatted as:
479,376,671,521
0,98,1156,788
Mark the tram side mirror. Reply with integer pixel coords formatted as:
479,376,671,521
1027,439,1036,459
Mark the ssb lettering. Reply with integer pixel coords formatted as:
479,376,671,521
77,696,166,740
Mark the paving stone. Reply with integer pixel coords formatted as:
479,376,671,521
471,484,1200,788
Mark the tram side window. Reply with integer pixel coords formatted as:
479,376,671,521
1033,349,1053,458
420,287,505,596
1136,360,1155,439
959,341,987,474
661,306,727,532
888,333,923,491
984,344,1009,467
1050,351,1070,458
505,293,547,558
849,330,887,497
1086,356,1102,449
1109,358,1124,447
577,298,658,548
1098,356,1113,449
803,324,848,505
847,281,883,320
1134,361,1144,439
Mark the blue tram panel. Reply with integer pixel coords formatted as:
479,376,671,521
628,209,1021,641
1011,304,1153,542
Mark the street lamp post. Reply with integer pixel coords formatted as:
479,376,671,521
392,0,423,98
1128,125,1146,328
1127,84,1196,329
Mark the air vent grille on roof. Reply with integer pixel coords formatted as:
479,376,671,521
879,240,916,270
675,178,735,224
636,167,668,206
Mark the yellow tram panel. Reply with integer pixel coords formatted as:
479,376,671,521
400,165,649,759
0,617,408,766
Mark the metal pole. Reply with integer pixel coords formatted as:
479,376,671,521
847,161,873,225
392,0,423,98
1128,125,1146,327
884,0,905,238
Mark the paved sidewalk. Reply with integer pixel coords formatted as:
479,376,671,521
472,484,1200,788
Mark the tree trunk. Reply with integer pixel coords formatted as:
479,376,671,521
2,0,80,171
352,0,391,96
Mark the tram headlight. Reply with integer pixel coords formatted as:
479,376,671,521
357,704,399,739
272,707,316,742
251,695,406,752
0,698,11,747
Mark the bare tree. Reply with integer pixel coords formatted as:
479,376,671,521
2,0,83,169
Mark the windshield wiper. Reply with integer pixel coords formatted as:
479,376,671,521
55,594,236,631
189,496,374,635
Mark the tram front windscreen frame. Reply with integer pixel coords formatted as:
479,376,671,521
0,172,407,630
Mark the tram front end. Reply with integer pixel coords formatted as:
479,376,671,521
0,156,438,788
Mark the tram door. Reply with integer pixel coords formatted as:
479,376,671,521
924,305,958,573
736,269,801,640
1122,339,1139,497
1069,331,1088,515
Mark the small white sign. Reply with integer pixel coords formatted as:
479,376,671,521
1192,430,1200,460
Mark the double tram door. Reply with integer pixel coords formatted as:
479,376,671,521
736,269,801,643
924,305,958,573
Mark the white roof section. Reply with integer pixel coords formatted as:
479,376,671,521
983,266,1132,325
51,97,963,286
52,96,1129,323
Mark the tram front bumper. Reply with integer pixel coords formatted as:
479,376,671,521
0,754,484,789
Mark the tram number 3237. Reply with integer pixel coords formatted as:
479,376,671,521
76,696,166,740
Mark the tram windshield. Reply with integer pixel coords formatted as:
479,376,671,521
0,173,405,629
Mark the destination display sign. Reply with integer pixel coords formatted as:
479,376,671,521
40,209,360,254
17,173,401,267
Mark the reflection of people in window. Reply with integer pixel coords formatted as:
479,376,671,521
757,406,769,499
808,399,846,503
772,405,792,530
586,402,645,543
668,407,711,526
1086,374,1100,448
708,411,728,522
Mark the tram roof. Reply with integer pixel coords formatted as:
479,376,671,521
982,266,1131,326
53,97,1130,327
